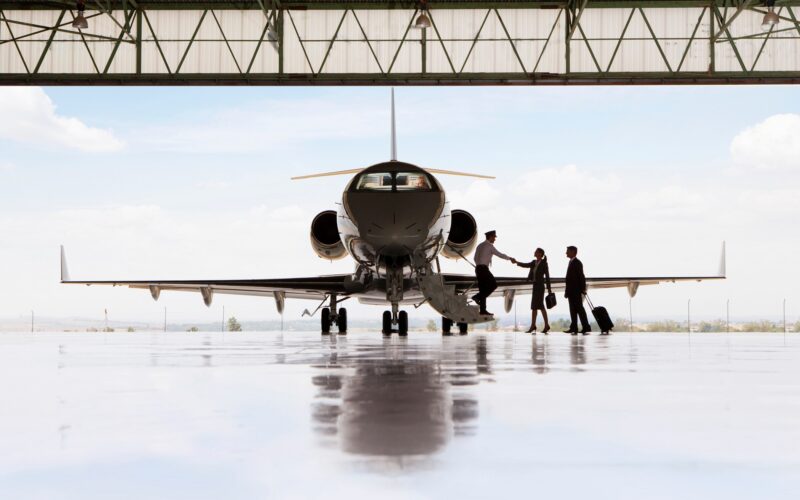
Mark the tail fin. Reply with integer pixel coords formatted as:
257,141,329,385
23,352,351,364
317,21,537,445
390,88,397,161
60,245,70,282
718,241,726,278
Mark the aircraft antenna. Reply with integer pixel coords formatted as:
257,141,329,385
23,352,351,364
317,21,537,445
390,88,397,161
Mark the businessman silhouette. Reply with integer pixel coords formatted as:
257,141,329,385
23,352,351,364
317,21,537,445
564,245,591,335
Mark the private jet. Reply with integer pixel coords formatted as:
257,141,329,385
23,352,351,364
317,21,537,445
61,90,725,336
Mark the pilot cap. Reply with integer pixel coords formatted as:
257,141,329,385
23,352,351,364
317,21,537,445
485,230,497,238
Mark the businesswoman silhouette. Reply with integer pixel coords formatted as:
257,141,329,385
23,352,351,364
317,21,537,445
516,247,552,334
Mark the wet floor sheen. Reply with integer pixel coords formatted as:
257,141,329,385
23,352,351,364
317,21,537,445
1,331,800,499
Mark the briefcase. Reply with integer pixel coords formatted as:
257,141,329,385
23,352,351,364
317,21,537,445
585,295,614,334
545,293,557,310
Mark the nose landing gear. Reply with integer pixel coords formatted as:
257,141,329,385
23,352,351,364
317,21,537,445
382,303,409,336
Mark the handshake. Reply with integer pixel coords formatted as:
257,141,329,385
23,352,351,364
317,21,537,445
510,258,517,264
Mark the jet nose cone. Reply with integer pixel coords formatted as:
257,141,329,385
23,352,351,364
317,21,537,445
348,192,443,257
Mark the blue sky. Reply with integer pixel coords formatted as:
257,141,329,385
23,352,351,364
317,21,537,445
0,85,798,325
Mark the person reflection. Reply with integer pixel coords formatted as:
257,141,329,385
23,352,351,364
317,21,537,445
476,336,492,375
311,340,481,457
570,336,586,371
531,337,549,375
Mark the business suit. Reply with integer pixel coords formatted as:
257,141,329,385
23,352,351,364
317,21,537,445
516,258,550,310
565,257,590,333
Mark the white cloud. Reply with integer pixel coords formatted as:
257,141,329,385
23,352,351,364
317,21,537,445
730,113,800,170
511,165,621,202
625,185,709,218
448,180,501,211
0,87,124,153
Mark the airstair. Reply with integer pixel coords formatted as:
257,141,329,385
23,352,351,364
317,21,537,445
412,252,493,324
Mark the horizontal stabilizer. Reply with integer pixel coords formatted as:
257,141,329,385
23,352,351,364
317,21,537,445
291,167,495,180
291,168,362,180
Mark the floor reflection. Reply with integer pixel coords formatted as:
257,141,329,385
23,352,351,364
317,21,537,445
311,337,482,457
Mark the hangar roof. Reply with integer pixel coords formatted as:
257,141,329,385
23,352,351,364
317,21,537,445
2,0,799,84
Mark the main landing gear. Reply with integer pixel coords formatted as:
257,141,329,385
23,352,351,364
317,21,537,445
441,317,468,336
382,303,408,336
320,294,347,335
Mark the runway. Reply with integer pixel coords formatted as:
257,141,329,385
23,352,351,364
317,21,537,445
1,331,799,499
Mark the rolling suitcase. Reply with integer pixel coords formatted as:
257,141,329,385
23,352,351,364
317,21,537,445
585,295,614,334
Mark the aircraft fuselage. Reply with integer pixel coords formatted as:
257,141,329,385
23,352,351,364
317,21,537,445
338,161,450,278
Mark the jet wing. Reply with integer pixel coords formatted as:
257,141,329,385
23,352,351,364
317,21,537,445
445,242,727,298
443,275,725,297
60,247,347,302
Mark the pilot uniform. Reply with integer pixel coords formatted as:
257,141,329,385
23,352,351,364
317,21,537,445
472,231,513,315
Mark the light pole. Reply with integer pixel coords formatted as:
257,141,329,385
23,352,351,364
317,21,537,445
687,299,691,334
726,299,730,333
513,300,518,332
222,305,225,332
629,297,634,333
784,298,787,334
163,306,167,332
31,310,34,333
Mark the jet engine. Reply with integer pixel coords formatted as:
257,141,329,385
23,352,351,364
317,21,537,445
311,210,347,260
441,209,478,260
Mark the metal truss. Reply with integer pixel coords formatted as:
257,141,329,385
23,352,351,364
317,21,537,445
2,0,800,85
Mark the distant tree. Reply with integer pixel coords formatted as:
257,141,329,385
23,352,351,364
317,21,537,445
227,316,243,332
187,326,199,332
549,318,571,331
487,319,499,332
426,319,437,332
794,321,800,333
102,327,114,332
127,327,135,332
647,320,684,333
698,320,726,333
741,320,780,333
614,317,633,332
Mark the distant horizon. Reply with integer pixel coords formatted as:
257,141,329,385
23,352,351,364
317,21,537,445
2,312,796,331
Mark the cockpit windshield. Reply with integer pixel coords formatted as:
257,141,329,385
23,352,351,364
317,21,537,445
356,173,393,191
395,173,432,191
354,171,433,191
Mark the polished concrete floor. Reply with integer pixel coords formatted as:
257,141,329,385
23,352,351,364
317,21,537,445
1,331,799,499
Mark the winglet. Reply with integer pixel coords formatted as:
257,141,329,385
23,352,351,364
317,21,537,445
60,245,70,282
390,88,397,161
718,241,726,278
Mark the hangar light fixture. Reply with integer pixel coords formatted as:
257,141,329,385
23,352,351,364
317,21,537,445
761,0,779,31
414,12,432,29
414,1,432,29
72,0,88,30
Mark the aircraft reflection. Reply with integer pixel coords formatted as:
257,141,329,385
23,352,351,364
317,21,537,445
311,337,482,457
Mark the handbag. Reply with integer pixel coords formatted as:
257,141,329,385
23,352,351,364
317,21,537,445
544,262,556,309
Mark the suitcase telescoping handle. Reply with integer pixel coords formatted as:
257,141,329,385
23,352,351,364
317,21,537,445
584,293,594,310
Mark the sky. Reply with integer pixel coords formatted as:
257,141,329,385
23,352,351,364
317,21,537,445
0,85,798,325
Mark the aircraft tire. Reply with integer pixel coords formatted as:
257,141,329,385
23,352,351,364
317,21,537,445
336,308,347,334
382,311,392,335
321,308,331,335
457,322,468,335
442,317,453,336
398,311,408,336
